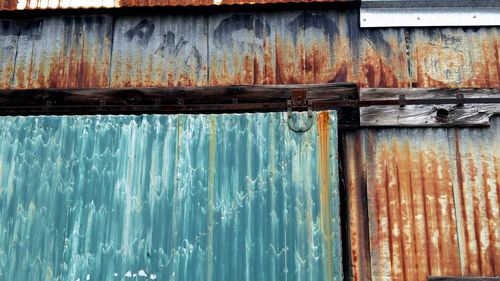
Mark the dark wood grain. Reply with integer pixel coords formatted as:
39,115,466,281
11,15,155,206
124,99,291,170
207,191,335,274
360,88,500,127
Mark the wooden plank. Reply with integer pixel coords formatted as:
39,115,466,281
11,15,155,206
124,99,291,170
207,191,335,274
110,15,208,87
360,88,500,127
0,83,357,104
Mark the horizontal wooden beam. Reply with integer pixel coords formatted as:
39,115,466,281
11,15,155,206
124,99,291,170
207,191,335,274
0,86,500,127
360,88,500,127
0,83,361,128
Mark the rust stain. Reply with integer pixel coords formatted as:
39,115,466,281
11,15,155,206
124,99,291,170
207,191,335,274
317,111,333,281
0,0,15,10
411,29,500,88
345,125,500,281
358,30,410,88
275,36,305,84
343,132,372,281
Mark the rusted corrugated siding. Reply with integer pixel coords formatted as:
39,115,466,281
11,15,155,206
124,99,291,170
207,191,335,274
0,10,405,89
10,16,112,89
110,15,208,87
358,28,410,88
453,120,500,276
0,0,352,10
0,9,500,281
0,20,17,88
342,117,500,281
409,28,500,87
11,11,498,89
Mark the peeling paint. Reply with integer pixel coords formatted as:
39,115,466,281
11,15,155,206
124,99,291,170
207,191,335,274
0,112,342,281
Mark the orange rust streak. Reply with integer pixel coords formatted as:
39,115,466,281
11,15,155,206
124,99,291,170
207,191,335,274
439,155,462,276
317,111,333,281
396,140,418,281
344,133,371,281
481,155,497,276
372,140,392,280
494,155,500,276
387,138,405,280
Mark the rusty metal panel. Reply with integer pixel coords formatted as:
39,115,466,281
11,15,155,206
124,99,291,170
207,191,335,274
208,12,276,85
1,11,499,89
452,118,500,276
0,20,18,88
110,15,208,87
0,111,342,280
357,28,411,87
12,16,112,88
342,132,372,281
118,0,351,7
409,28,500,87
0,0,353,11
208,10,361,85
342,117,500,281
301,9,356,84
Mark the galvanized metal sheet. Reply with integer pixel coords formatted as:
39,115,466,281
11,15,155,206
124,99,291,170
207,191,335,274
0,0,353,11
342,117,500,281
0,111,342,281
409,28,500,87
0,20,18,88
12,16,112,88
361,0,500,27
111,15,208,87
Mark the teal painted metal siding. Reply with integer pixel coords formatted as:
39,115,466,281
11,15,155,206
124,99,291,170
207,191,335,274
0,112,341,281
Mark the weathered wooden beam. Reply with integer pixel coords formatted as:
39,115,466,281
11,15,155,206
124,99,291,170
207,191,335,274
360,88,500,127
0,86,500,127
0,83,360,128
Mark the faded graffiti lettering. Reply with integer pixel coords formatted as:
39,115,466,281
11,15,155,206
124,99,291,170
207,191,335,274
154,31,202,72
124,19,155,47
286,12,338,43
0,19,43,40
362,30,392,58
213,14,270,48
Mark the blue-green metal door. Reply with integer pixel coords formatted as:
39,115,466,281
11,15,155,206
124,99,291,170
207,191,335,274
0,111,341,281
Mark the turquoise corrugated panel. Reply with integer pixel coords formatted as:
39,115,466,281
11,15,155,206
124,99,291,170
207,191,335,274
0,112,341,281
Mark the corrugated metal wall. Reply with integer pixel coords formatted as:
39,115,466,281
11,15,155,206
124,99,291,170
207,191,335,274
0,111,342,281
1,6,499,281
1,10,498,89
343,117,500,281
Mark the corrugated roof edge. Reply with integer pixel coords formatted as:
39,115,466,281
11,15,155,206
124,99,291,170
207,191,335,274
1,0,354,11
